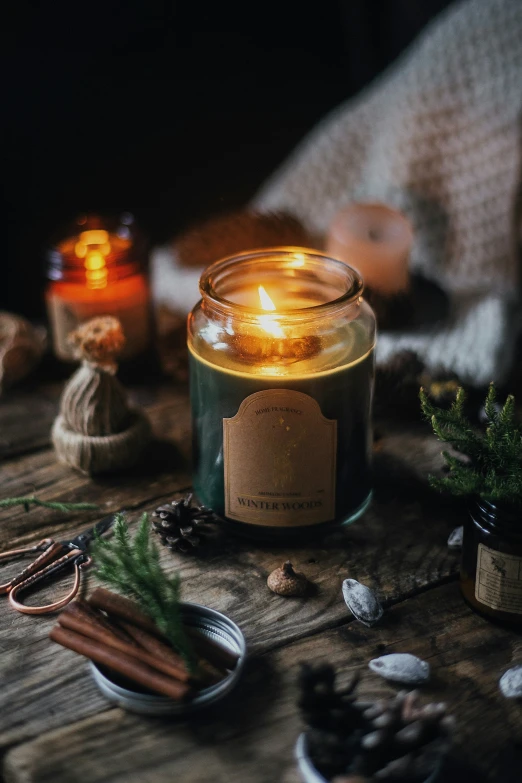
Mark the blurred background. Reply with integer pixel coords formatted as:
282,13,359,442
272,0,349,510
3,0,453,320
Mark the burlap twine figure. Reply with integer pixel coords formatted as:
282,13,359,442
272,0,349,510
52,316,151,474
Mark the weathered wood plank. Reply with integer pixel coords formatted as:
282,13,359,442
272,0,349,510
4,582,521,783
0,384,60,460
0,416,465,754
0,493,460,753
0,377,472,773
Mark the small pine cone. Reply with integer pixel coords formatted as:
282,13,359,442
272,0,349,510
151,493,215,553
354,690,454,780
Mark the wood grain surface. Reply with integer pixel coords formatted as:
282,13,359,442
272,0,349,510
1,364,521,782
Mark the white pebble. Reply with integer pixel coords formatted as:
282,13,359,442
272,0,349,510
342,578,383,627
369,653,430,685
499,666,522,699
447,526,463,550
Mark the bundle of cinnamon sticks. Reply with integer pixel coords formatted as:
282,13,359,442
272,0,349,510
50,587,239,700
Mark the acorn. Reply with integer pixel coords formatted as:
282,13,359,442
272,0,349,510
267,561,309,597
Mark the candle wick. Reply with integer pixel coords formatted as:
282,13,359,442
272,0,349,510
368,228,381,242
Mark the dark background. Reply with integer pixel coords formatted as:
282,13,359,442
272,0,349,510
3,0,453,319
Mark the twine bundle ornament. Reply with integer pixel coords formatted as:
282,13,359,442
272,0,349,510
52,316,151,474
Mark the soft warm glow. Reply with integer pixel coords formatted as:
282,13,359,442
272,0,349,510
257,285,284,338
80,229,109,245
74,241,87,259
290,253,305,268
258,285,277,311
74,230,111,289
85,267,108,288
84,250,106,271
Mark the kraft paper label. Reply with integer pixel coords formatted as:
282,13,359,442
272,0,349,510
475,543,522,614
223,389,337,527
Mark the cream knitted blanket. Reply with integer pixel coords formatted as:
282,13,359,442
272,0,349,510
250,0,522,386
152,0,522,386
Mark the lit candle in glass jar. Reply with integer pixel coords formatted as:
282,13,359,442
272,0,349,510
188,248,376,539
45,214,153,362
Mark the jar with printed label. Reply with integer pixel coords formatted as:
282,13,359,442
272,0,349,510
460,500,522,626
187,247,376,540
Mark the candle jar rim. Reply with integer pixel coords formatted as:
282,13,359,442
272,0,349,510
199,247,364,322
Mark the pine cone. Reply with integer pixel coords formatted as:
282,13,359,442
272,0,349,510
298,664,365,779
298,665,455,783
151,494,215,553
350,690,455,781
298,663,362,734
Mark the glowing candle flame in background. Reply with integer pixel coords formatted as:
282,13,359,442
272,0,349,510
75,229,110,290
257,285,284,338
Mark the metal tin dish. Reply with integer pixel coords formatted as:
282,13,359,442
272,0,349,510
295,733,442,783
90,602,246,716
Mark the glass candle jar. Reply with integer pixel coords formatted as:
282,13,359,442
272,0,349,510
45,213,153,362
461,499,522,626
188,248,376,538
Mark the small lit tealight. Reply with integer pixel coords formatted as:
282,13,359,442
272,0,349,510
326,202,413,296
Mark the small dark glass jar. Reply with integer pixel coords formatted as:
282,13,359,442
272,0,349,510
460,499,522,626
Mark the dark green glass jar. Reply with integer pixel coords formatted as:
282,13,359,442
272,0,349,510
460,499,522,626
187,248,376,540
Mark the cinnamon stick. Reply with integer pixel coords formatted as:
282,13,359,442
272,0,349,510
58,601,190,682
50,625,191,701
88,588,159,633
88,586,239,672
115,620,225,687
115,619,189,674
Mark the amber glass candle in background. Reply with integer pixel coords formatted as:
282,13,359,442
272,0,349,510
45,213,153,362
188,248,376,539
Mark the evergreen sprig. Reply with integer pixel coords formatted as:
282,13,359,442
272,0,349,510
92,512,196,670
0,496,98,513
420,382,522,505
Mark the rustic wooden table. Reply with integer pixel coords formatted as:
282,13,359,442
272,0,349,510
1,346,522,783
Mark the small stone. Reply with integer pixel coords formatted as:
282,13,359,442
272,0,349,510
368,653,430,685
267,561,309,597
447,526,463,550
499,665,522,698
342,578,383,627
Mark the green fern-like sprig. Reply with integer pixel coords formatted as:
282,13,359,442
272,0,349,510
420,382,522,506
0,496,98,513
92,513,196,670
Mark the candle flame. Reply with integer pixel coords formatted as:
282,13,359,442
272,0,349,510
75,229,110,290
257,285,283,338
258,285,277,311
